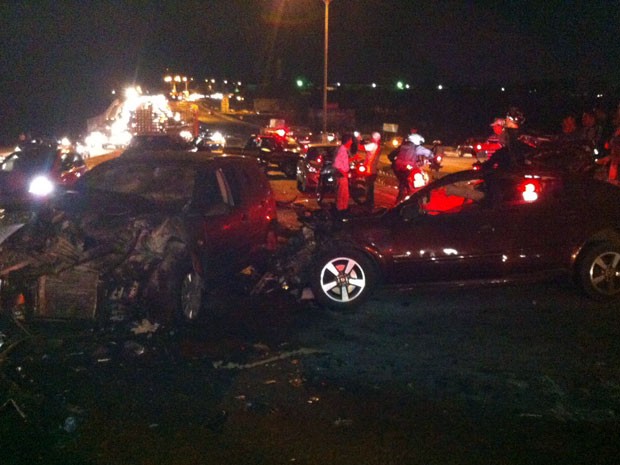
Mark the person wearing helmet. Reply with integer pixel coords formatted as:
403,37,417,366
392,133,433,202
482,107,531,171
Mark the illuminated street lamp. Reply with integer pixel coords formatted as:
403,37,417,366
164,75,177,95
322,0,331,142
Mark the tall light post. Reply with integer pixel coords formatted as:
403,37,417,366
322,0,331,141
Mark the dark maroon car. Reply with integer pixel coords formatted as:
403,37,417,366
307,169,620,309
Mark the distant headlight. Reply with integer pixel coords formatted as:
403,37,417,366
28,176,55,197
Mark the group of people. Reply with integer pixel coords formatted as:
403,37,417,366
557,107,620,183
487,105,620,183
330,129,436,215
329,103,620,216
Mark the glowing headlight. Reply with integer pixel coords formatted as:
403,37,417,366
413,172,426,188
28,176,55,197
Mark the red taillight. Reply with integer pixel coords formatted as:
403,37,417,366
520,180,540,202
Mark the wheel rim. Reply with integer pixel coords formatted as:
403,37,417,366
181,271,203,320
319,256,366,303
588,251,620,296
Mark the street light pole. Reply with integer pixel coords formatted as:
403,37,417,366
323,0,331,142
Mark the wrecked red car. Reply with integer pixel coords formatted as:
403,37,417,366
0,151,277,324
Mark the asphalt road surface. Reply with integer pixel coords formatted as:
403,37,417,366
2,154,619,465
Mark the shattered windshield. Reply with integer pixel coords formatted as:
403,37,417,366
81,162,195,204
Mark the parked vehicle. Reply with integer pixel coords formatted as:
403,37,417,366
296,143,339,192
316,153,370,205
456,136,502,159
0,142,87,209
225,134,301,179
299,168,620,310
0,152,277,324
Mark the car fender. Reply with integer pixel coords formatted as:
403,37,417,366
572,228,620,267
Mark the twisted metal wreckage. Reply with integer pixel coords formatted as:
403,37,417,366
0,206,190,323
0,203,326,324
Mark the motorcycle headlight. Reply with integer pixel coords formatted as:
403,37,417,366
28,175,55,197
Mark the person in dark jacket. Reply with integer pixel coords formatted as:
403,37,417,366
482,107,531,171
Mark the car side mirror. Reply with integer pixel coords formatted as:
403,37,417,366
400,203,422,221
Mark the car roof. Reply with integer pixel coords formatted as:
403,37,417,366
306,143,339,148
113,150,259,166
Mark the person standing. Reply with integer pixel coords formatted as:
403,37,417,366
333,133,353,214
482,107,530,171
558,113,580,142
605,124,620,184
361,131,382,209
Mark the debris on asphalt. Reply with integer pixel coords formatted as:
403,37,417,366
212,348,327,370
1,398,27,419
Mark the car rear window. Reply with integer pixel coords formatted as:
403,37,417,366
84,162,195,204
307,146,336,162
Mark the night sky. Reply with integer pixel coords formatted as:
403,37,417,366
0,0,618,142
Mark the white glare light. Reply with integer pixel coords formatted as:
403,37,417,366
28,176,55,197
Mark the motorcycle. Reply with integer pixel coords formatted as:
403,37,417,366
316,154,369,205
429,140,444,173
392,154,431,203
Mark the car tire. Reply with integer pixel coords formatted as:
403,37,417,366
282,162,297,179
150,257,204,324
316,179,326,205
311,248,377,310
577,242,620,300
179,268,205,322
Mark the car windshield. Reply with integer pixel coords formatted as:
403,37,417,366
81,162,195,204
1,149,57,173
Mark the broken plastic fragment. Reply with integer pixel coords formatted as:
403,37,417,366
300,287,314,300
131,318,160,335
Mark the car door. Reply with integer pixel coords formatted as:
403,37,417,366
187,166,250,276
387,174,516,283
220,161,274,251
493,174,579,274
